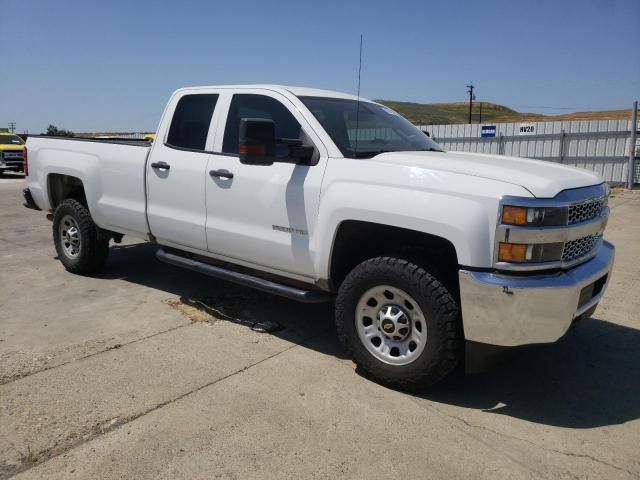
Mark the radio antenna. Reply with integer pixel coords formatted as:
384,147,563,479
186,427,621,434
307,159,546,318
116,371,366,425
355,34,363,154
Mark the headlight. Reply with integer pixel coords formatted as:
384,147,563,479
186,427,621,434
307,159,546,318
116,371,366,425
498,242,564,263
496,185,609,271
501,205,567,226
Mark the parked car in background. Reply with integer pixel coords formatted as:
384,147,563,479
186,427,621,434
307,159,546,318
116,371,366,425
0,132,25,173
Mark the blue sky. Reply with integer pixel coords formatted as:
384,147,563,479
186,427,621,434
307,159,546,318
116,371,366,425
1,0,638,133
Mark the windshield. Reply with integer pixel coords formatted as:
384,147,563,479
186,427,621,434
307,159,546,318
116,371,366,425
299,96,443,158
0,135,25,145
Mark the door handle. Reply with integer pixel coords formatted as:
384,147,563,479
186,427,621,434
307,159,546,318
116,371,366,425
151,161,170,171
209,169,234,180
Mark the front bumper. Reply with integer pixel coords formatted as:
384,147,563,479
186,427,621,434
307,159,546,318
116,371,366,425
0,156,24,171
459,240,615,347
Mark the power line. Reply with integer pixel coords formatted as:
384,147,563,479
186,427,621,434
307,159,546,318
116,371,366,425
466,83,475,124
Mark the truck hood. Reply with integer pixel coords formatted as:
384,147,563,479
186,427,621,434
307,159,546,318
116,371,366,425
372,151,603,198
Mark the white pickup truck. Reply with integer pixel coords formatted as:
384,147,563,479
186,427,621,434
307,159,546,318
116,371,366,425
23,85,615,390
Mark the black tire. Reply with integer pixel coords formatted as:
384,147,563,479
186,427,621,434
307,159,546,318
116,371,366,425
52,198,109,275
335,256,462,391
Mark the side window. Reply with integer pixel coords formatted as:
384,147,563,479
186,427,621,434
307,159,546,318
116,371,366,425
222,94,302,155
166,94,218,150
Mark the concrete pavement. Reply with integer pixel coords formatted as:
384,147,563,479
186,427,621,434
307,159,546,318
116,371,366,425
1,173,639,479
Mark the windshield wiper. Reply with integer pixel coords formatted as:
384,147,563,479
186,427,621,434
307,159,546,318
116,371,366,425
351,150,391,158
350,148,443,158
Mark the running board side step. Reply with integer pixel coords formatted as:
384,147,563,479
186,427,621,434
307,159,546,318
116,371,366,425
156,249,332,303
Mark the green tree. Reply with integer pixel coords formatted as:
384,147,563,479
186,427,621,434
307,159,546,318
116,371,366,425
43,125,74,137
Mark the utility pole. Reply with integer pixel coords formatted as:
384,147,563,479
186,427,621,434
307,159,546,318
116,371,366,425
628,101,638,189
479,102,483,124
466,83,475,124
8,122,16,133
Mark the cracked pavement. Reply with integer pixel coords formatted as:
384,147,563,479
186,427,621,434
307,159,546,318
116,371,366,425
1,174,639,479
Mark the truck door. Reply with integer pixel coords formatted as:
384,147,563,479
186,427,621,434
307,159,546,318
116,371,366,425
146,93,219,250
205,91,326,278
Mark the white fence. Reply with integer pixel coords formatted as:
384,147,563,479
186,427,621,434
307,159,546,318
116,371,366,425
418,119,640,185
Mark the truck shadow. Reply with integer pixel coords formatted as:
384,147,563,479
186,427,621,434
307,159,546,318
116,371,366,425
419,318,640,429
98,242,343,355
101,242,640,429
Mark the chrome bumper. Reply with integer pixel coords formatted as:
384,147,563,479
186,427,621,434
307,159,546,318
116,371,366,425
459,241,615,347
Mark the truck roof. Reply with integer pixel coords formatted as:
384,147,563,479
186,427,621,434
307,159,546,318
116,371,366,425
174,85,369,102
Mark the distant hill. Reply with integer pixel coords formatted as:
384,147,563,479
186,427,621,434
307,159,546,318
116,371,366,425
74,102,632,139
375,100,632,125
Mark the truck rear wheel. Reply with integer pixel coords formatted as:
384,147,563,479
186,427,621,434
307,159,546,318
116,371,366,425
52,199,109,275
335,257,462,391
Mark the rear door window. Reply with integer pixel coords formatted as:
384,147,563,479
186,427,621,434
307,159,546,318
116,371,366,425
166,94,219,151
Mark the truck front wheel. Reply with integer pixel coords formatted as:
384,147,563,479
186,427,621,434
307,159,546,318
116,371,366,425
52,199,109,275
335,257,462,391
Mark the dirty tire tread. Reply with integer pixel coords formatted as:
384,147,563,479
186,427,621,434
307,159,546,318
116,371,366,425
52,198,109,275
335,256,462,392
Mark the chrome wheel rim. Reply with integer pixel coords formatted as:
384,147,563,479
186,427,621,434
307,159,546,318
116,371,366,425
355,285,427,365
59,215,81,258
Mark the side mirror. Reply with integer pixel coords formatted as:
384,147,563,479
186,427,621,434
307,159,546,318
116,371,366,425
239,118,277,166
279,138,315,165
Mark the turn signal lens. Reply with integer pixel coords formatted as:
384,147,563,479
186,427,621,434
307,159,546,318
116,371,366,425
498,242,528,262
239,143,266,155
501,206,527,225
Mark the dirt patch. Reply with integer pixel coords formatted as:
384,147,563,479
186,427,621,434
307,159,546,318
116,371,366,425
166,299,213,323
166,294,283,333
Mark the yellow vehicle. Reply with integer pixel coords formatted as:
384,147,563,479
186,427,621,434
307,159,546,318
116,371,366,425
0,132,25,172
143,133,156,142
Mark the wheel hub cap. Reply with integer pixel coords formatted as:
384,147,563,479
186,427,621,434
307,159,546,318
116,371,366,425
377,305,410,341
59,215,81,258
355,285,428,366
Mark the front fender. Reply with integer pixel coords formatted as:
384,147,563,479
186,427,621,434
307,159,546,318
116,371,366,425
312,169,533,280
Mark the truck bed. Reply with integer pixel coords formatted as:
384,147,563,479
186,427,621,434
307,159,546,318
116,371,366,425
28,135,151,147
26,135,152,238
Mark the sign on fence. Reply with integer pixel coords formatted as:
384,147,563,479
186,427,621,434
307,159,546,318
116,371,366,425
481,125,496,138
518,123,536,135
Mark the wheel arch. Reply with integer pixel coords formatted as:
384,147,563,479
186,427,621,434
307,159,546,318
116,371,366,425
327,220,460,294
47,173,87,209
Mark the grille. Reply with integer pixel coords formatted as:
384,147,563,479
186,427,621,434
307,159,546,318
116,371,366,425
568,196,607,224
562,234,600,262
